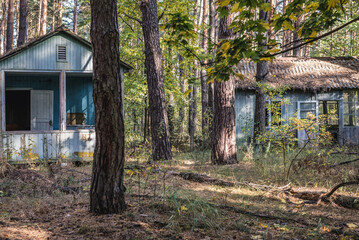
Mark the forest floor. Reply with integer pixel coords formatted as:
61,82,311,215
0,149,359,239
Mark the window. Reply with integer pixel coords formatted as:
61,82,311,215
343,91,359,126
67,113,86,126
319,101,339,126
57,45,67,61
298,101,317,119
265,101,282,127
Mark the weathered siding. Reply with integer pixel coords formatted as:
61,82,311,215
66,75,94,126
3,130,95,161
0,33,92,71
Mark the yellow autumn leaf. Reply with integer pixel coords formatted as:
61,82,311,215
305,2,319,13
234,73,244,80
180,205,188,211
218,0,231,7
261,22,270,30
127,169,134,177
260,57,272,62
231,2,240,13
309,31,318,38
221,41,231,51
283,20,294,31
288,13,297,21
328,0,340,10
259,222,268,228
268,48,280,53
184,89,193,97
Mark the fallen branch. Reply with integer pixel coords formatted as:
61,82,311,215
319,180,359,201
171,171,291,192
329,158,359,168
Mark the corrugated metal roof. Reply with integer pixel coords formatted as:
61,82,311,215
235,57,359,91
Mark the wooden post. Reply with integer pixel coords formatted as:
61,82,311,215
60,70,66,131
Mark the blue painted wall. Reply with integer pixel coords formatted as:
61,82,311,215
5,74,60,130
66,76,94,126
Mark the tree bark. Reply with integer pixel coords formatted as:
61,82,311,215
51,0,55,30
39,0,47,35
15,0,19,40
178,55,185,135
57,0,63,27
207,0,215,139
0,0,7,54
17,0,27,47
168,94,175,137
253,0,270,141
89,0,126,214
140,0,172,161
188,84,197,151
211,11,237,164
200,0,208,136
6,0,14,52
73,0,77,33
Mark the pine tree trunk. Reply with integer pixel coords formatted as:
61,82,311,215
178,55,185,135
140,0,172,161
211,10,237,165
200,0,208,136
207,0,215,138
51,0,55,30
17,0,27,46
15,0,19,40
39,0,47,35
0,0,6,54
73,0,77,33
253,1,270,141
57,0,63,27
6,0,14,52
89,0,126,214
168,94,175,137
188,84,197,151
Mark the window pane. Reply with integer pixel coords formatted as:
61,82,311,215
344,115,355,126
300,102,316,110
344,91,356,102
300,110,315,119
344,102,355,114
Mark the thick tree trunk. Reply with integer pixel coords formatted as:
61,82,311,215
17,0,27,47
253,1,269,141
292,13,302,57
200,0,208,136
140,0,172,161
39,0,47,35
89,0,126,214
6,0,14,52
178,55,185,135
73,0,77,33
188,84,197,151
211,11,237,165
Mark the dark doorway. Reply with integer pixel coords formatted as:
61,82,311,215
6,90,30,131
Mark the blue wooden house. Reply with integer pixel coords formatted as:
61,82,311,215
235,57,359,146
0,27,131,162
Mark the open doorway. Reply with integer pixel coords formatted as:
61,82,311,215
6,90,31,131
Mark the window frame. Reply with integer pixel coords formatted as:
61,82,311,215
56,44,68,62
343,91,359,127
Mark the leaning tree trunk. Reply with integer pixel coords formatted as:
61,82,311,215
253,0,270,142
89,0,126,214
140,0,172,161
17,0,27,47
6,0,14,52
211,11,237,165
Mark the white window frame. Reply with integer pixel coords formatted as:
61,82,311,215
297,101,318,120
